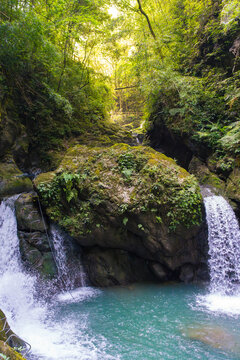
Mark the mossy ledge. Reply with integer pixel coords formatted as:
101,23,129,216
35,144,206,283
0,309,27,360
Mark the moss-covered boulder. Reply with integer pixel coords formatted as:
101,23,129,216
0,158,32,198
35,144,205,284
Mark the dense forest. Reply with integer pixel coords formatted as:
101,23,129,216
1,0,239,170
1,1,240,359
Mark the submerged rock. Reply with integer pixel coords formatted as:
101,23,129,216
35,144,205,285
184,325,239,354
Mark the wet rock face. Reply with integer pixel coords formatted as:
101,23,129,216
83,247,155,287
149,262,168,281
15,192,45,232
15,192,57,278
35,144,207,286
226,167,240,212
147,120,194,170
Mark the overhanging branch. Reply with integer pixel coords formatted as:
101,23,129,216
136,0,156,40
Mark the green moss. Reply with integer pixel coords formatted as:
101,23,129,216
189,156,225,192
0,341,27,360
226,168,240,202
35,144,202,236
41,253,57,278
0,160,33,196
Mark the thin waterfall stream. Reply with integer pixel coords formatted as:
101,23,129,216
50,224,87,290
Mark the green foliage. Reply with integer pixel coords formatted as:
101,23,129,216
37,172,81,206
145,65,240,157
137,223,144,231
0,0,114,170
221,0,240,30
107,0,240,165
117,152,136,180
155,216,162,224
219,121,240,155
117,152,146,181
166,177,202,231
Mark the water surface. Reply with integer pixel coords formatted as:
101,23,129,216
43,283,240,360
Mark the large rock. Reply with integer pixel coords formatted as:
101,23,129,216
0,158,32,198
15,192,57,278
35,144,205,285
15,192,45,232
19,238,57,278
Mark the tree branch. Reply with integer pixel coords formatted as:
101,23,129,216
136,0,156,40
115,85,138,90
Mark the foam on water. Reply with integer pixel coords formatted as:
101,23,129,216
57,286,101,303
197,293,240,316
0,197,114,360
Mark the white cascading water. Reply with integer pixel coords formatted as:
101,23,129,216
50,224,88,298
204,195,240,294
198,193,240,315
0,197,110,359
50,224,85,289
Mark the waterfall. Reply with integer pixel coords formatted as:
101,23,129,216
50,224,87,289
0,196,102,359
204,194,240,295
0,196,38,322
